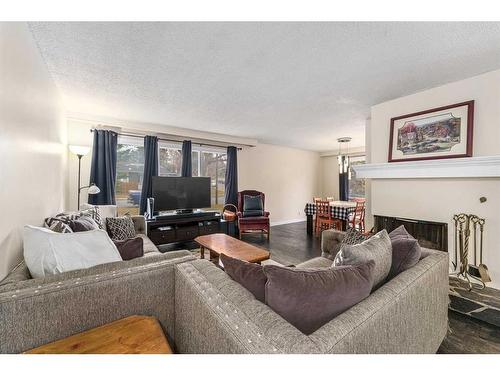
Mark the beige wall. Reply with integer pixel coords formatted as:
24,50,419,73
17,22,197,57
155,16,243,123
320,155,340,199
0,23,67,280
238,143,321,225
369,69,500,288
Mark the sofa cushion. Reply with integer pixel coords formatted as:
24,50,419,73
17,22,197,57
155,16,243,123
388,225,421,279
106,216,136,240
137,234,160,254
23,226,122,278
263,261,375,335
113,237,144,261
0,261,31,289
333,229,392,289
295,257,333,269
220,253,267,302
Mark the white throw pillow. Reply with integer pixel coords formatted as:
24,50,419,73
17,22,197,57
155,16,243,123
23,225,122,279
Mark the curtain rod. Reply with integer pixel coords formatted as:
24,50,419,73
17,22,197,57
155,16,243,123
90,128,243,150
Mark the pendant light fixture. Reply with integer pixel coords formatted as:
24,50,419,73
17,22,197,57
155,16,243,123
337,137,352,173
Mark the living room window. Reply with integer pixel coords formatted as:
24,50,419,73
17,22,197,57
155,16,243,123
200,150,227,209
349,155,365,198
116,136,145,216
116,139,227,213
158,142,226,209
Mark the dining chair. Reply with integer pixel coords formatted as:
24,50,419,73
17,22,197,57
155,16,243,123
349,198,366,232
315,200,341,236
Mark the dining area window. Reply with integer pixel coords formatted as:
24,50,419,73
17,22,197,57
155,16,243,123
349,155,366,199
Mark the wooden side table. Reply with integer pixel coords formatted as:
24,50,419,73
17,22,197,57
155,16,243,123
25,315,172,354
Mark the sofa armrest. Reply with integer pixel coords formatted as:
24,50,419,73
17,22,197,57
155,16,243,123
132,215,147,235
320,229,345,260
0,251,196,353
174,260,319,354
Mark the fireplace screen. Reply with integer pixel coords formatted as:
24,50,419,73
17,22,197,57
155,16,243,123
374,215,447,251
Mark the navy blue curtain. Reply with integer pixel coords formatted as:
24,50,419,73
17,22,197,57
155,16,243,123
88,130,118,205
140,136,159,215
339,155,349,201
181,140,192,177
224,146,238,207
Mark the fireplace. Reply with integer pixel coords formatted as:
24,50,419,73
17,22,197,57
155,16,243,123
374,215,448,251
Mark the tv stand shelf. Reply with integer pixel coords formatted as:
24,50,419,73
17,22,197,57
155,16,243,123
147,211,225,246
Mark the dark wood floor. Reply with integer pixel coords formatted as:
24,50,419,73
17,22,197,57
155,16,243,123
241,221,500,354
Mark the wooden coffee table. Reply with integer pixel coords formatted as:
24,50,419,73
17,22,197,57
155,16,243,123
195,233,270,264
25,315,172,354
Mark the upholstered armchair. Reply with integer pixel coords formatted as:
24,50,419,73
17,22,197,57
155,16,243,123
236,190,270,239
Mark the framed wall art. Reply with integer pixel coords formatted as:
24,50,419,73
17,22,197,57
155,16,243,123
388,100,474,162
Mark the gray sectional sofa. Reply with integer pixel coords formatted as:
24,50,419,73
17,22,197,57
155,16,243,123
0,228,449,354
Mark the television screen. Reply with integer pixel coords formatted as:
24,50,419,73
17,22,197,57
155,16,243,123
151,176,211,211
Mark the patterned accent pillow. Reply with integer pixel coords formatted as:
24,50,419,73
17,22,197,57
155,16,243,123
79,206,103,229
340,228,366,247
106,216,136,240
44,213,76,233
44,206,103,233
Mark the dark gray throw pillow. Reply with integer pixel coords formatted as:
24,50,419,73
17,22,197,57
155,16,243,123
220,253,267,302
106,216,136,240
263,261,375,335
69,216,100,232
244,195,263,211
333,229,392,290
388,225,421,279
113,237,144,261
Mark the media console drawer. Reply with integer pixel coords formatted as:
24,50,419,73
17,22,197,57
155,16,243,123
149,230,176,245
176,226,199,240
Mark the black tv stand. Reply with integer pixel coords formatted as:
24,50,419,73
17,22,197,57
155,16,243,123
147,210,228,246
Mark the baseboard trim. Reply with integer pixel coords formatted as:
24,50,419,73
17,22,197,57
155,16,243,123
270,218,306,227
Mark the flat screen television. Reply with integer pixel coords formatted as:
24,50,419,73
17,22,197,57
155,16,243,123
151,176,211,212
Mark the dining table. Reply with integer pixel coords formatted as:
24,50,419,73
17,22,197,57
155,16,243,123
304,200,357,235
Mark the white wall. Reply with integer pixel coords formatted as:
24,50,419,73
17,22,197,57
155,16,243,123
67,119,94,211
0,23,67,280
369,69,500,288
238,143,321,225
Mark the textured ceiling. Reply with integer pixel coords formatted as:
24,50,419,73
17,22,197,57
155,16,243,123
29,22,500,151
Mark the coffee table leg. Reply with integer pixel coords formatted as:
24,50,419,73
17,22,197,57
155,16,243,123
200,246,205,259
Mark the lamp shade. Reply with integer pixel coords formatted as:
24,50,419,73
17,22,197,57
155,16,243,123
88,185,101,195
69,145,90,156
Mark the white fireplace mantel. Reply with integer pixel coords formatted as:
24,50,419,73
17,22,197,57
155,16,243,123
353,156,500,179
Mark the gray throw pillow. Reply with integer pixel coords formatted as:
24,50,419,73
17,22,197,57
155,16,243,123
388,225,421,279
263,261,375,335
220,253,267,302
69,216,100,232
106,216,136,240
333,229,392,289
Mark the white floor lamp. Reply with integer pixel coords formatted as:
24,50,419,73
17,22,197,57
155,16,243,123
69,145,100,209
